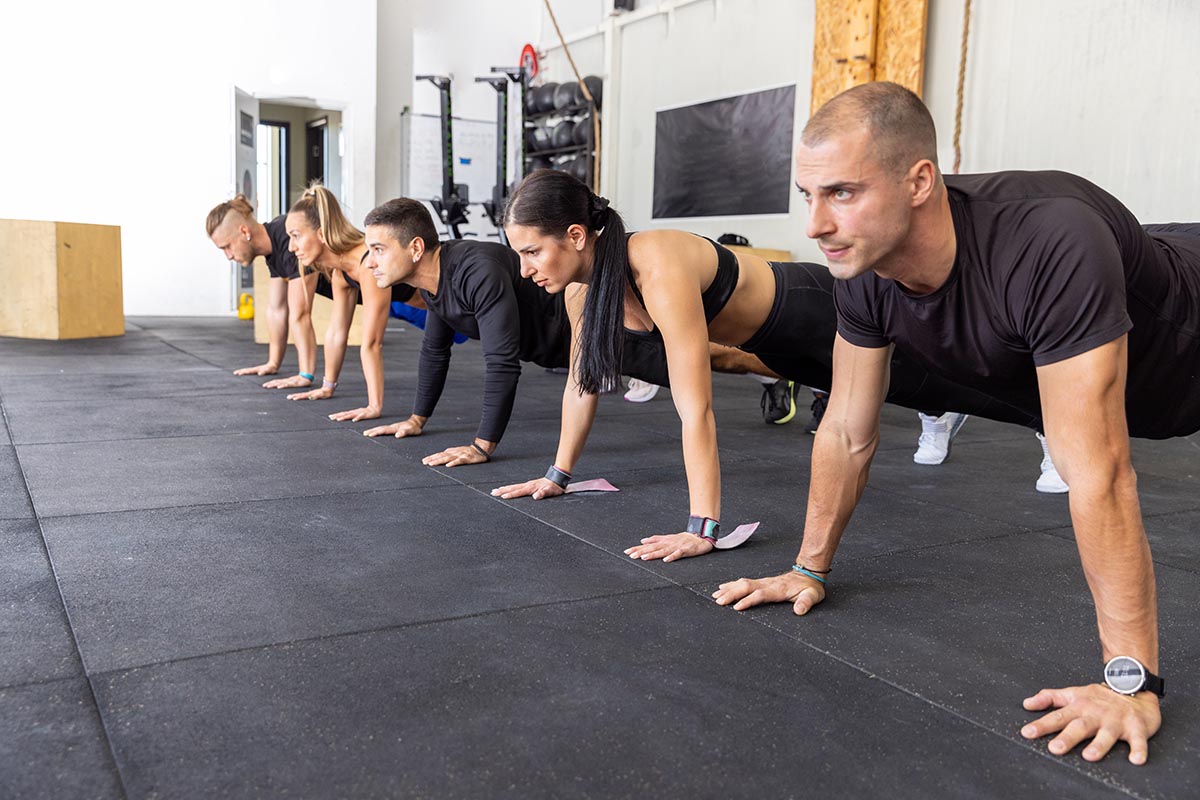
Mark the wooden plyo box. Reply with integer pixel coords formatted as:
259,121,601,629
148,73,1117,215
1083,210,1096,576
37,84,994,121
251,258,363,346
0,219,124,340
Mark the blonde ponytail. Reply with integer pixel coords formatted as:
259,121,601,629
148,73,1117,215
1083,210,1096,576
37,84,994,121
289,183,364,257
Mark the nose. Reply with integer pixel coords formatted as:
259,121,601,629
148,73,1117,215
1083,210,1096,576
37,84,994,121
519,258,536,279
806,196,835,241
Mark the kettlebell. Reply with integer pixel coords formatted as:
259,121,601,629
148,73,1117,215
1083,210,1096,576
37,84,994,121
237,292,255,320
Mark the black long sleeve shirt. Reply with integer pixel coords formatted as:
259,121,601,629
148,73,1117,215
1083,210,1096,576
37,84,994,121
415,240,570,443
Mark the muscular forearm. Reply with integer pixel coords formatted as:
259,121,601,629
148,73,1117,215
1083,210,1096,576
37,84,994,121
1071,467,1158,670
553,386,599,473
323,327,347,384
290,309,316,375
797,420,878,570
679,408,720,519
266,300,288,368
360,343,384,410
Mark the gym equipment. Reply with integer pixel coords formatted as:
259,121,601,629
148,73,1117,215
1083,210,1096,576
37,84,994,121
530,125,552,151
528,156,552,172
535,82,559,112
416,74,469,238
553,82,579,110
237,293,254,320
477,64,528,233
551,120,575,149
582,75,603,109
568,156,590,183
571,118,590,146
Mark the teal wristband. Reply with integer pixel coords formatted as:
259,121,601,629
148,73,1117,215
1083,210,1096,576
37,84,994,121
299,371,315,381
792,565,827,584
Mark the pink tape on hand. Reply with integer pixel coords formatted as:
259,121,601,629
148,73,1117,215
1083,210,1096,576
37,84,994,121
712,522,759,550
563,478,620,494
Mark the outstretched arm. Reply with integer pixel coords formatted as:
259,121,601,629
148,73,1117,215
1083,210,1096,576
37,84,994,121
493,283,598,499
329,272,390,422
1019,335,1161,765
714,335,889,608
264,272,319,389
235,275,287,377
288,270,354,402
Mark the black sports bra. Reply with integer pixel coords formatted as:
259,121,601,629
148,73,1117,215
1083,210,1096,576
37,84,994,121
625,234,739,325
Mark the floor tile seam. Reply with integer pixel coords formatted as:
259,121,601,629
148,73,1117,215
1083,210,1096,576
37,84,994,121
32,481,458,522
0,399,132,798
86,584,681,679
725,607,1150,799
146,334,236,371
1034,527,1200,578
0,672,95,695
9,423,359,448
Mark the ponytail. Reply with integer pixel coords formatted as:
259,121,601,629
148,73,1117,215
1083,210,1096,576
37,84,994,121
504,170,628,395
288,182,365,276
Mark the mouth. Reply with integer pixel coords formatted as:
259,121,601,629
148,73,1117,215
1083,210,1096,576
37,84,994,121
819,243,851,260
535,279,549,289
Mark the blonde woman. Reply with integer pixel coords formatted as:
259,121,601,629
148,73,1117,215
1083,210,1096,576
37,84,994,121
205,194,318,387
283,185,391,422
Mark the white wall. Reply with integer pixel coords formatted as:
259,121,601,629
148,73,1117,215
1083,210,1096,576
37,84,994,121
924,0,1200,223
0,0,379,317
377,0,414,203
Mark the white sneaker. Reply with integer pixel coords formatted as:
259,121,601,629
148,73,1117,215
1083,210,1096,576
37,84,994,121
913,412,969,465
1035,433,1069,493
624,378,660,403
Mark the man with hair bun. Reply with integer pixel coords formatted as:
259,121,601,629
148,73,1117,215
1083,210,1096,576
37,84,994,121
205,194,318,388
715,81,1200,766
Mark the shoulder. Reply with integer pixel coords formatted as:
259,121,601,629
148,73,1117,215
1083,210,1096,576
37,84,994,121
627,229,705,266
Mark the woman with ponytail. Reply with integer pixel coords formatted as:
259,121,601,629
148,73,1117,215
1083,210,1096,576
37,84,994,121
497,170,1041,562
283,184,392,423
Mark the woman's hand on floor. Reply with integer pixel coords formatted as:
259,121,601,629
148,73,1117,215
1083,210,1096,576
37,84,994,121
625,532,714,562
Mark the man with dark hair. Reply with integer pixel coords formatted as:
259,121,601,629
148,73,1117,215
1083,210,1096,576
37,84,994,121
361,198,577,466
715,81,1200,765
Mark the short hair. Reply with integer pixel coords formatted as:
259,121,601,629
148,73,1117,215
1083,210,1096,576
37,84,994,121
205,194,254,237
364,198,440,250
802,82,939,174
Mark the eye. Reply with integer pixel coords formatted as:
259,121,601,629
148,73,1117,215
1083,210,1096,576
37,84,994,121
834,189,853,201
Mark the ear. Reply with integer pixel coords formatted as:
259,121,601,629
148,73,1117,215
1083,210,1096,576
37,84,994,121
566,223,589,251
909,160,939,207
410,236,425,262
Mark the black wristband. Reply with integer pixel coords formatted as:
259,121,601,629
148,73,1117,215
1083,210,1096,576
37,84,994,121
544,465,572,489
471,442,491,462
686,514,719,543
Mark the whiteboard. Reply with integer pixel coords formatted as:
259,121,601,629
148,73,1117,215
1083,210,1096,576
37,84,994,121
402,111,501,239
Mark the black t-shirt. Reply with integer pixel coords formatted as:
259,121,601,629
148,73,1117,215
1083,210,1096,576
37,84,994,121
263,215,301,280
415,239,570,443
835,171,1200,438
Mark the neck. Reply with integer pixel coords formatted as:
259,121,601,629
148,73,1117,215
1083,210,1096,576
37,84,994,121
407,246,442,294
878,188,957,295
577,234,599,285
319,243,366,275
250,223,273,258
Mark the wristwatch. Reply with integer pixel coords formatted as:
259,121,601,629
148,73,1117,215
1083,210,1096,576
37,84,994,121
1103,655,1165,697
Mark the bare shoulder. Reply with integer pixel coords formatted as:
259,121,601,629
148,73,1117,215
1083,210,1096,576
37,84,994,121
627,229,705,267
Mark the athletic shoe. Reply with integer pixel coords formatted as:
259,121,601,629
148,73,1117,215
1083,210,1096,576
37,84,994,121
912,412,968,465
1035,432,1069,493
803,391,828,434
761,379,797,424
624,378,660,403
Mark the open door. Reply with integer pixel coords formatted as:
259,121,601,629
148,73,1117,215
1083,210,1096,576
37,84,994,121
232,87,259,310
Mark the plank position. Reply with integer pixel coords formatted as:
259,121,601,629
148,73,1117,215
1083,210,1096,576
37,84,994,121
498,170,1030,561
714,82,1200,765
205,194,318,387
358,197,773,466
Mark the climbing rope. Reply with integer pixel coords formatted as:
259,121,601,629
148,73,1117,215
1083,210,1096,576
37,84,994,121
952,0,972,174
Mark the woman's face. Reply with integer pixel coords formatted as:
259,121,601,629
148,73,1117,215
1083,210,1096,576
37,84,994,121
505,223,590,293
286,212,325,267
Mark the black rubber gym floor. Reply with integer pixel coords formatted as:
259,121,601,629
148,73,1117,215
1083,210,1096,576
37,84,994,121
1,318,1196,799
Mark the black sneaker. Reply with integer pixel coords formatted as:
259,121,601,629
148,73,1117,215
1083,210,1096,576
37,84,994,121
761,379,797,424
803,391,829,434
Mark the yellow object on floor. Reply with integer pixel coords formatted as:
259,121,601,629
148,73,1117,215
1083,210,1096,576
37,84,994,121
237,293,254,320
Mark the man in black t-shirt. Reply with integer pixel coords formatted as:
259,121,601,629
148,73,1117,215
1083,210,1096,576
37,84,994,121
206,197,319,388
715,82,1200,766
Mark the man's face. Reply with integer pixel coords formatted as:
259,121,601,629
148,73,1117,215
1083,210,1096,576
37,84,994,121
795,127,913,280
210,220,255,266
364,225,414,288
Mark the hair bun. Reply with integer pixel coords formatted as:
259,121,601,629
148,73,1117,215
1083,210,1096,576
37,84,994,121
589,195,611,229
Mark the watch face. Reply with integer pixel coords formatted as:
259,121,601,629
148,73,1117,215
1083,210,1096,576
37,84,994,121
1104,656,1146,694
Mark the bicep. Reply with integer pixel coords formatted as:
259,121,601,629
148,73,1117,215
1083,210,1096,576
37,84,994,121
1035,336,1130,482
643,283,711,414
358,279,391,338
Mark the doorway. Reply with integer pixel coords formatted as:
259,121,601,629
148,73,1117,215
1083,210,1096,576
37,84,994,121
306,117,328,187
